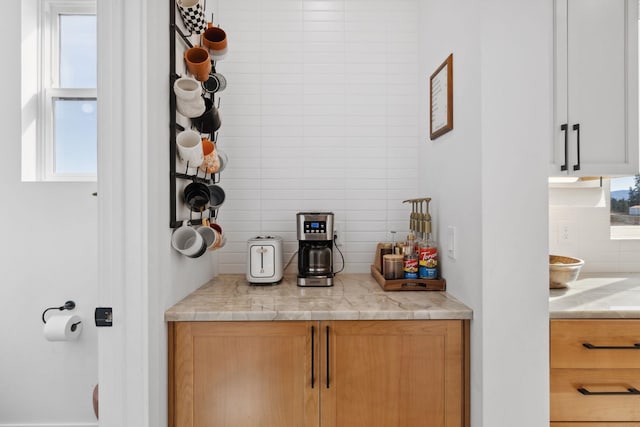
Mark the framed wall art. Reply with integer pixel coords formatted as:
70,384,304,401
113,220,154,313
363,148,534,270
430,53,453,140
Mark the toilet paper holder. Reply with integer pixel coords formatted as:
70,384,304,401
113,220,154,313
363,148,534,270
42,300,78,326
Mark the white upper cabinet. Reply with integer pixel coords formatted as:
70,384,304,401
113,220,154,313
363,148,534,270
552,0,638,176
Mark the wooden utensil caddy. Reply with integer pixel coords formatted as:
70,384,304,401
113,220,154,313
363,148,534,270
371,243,446,291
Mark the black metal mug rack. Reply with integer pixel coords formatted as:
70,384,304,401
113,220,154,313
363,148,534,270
170,0,223,229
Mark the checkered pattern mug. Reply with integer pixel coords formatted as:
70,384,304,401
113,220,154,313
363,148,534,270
177,0,207,35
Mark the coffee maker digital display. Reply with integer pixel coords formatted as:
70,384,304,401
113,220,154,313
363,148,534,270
297,212,334,287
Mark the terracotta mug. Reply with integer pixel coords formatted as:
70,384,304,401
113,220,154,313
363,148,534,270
199,138,221,174
184,46,211,82
206,221,224,249
202,23,228,59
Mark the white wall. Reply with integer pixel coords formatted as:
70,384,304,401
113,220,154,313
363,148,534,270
146,1,217,425
0,1,216,426
550,183,640,272
0,2,98,425
3,1,556,426
419,0,551,425
211,0,422,273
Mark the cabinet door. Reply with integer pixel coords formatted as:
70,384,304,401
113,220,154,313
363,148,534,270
170,321,319,427
320,320,467,427
552,0,638,176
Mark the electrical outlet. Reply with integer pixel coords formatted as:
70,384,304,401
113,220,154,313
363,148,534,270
559,222,571,242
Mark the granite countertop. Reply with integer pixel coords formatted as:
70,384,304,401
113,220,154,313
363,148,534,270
550,273,640,318
165,273,473,321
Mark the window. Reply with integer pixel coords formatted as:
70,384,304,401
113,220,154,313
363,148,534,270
22,0,97,181
610,175,640,239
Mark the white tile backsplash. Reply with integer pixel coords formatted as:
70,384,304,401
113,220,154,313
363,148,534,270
549,185,640,272
211,0,420,274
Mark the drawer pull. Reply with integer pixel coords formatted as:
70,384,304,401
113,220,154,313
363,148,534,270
326,325,330,389
311,325,315,389
583,342,640,350
578,386,640,396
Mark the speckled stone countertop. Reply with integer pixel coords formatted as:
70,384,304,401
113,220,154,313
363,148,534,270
550,273,640,318
165,274,473,321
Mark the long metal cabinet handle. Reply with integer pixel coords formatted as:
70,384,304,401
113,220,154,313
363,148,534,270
583,342,640,350
560,123,568,171
572,123,580,171
326,325,330,389
311,325,315,389
578,386,640,396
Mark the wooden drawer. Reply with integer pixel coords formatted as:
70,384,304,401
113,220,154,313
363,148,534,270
551,320,640,369
550,368,640,422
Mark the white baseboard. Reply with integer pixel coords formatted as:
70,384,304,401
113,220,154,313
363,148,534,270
0,424,97,427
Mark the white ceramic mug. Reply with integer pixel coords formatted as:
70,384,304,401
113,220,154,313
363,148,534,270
176,130,204,167
174,77,205,118
197,226,221,250
171,225,206,257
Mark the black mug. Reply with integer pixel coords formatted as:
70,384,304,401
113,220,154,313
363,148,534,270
183,181,210,212
192,97,221,134
203,72,227,93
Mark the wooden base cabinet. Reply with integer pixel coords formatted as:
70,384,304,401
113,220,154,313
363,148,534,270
169,320,469,427
550,320,640,425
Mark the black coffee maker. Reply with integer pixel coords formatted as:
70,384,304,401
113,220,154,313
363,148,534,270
296,212,334,287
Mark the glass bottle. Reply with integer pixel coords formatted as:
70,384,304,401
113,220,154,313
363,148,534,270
403,233,418,279
418,232,438,279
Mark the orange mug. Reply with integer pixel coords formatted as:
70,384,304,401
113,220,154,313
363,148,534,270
184,46,211,82
202,23,228,59
199,138,221,175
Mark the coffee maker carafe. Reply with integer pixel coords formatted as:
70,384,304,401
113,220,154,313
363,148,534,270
297,212,334,287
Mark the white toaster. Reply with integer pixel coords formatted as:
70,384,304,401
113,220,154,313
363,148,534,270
246,236,283,284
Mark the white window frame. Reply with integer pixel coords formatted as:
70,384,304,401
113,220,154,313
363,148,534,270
40,0,97,181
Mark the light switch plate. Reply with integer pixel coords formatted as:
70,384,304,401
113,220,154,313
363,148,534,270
447,226,456,259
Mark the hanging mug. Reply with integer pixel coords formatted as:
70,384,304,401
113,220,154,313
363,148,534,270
200,138,221,174
207,184,226,210
184,46,211,82
176,0,207,35
202,22,228,60
171,225,206,258
174,77,205,118
176,130,204,168
191,97,221,133
203,72,227,94
183,181,210,212
216,148,228,173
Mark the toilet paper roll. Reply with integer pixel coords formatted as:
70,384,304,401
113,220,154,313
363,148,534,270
43,314,82,341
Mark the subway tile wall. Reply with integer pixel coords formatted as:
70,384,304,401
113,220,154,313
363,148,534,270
549,186,640,273
209,0,421,273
